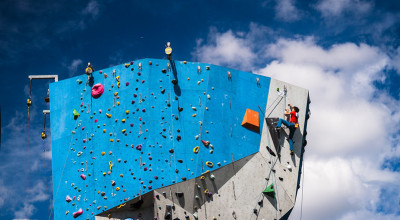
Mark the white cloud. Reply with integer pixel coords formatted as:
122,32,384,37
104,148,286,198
315,0,372,18
193,26,400,219
0,111,52,219
67,59,83,77
192,23,274,71
275,0,300,22
82,0,99,19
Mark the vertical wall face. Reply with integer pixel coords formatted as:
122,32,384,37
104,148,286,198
49,59,273,219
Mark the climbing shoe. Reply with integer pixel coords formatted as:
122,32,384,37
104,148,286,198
290,150,294,155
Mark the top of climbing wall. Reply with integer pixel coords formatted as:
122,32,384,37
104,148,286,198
49,58,272,219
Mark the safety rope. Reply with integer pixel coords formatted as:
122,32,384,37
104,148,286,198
249,89,286,220
194,64,211,178
300,158,305,220
167,61,179,193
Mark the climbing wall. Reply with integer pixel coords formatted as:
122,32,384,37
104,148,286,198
49,59,273,219
94,78,310,220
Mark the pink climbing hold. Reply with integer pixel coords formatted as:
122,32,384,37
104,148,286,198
94,119,98,123
80,174,86,180
126,82,129,86
73,208,83,218
73,196,76,201
91,83,104,99
66,195,72,202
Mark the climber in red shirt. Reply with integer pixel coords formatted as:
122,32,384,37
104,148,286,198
276,104,299,155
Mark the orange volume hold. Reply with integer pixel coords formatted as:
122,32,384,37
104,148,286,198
241,108,260,133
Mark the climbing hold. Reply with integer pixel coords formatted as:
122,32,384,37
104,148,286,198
72,208,83,218
91,83,105,99
175,192,184,197
73,109,80,119
116,76,120,81
101,152,105,156
116,187,120,191
210,174,215,180
172,79,178,85
106,113,111,118
125,63,130,68
192,107,197,111
204,189,209,194
263,184,275,197
177,159,183,163
80,174,86,180
183,61,187,64
206,161,213,168
192,113,197,117
66,195,72,202
201,140,210,147
122,129,126,133
193,146,199,154
206,66,210,70
161,69,167,73
241,108,260,132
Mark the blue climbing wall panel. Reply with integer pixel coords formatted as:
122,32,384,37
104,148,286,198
50,59,271,219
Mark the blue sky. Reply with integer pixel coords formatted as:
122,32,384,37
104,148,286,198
0,0,399,219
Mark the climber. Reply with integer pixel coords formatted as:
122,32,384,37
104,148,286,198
276,104,299,155
85,62,94,83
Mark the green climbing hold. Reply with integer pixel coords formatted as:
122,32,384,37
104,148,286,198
263,183,275,197
73,109,80,119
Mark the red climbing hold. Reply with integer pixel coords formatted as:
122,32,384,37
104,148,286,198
201,140,210,147
91,83,104,99
73,208,83,218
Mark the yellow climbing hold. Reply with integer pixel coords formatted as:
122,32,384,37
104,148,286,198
204,189,209,194
200,176,205,180
103,172,106,176
106,113,111,118
103,129,106,133
116,76,120,81
116,187,120,191
183,61,187,64
116,101,120,106
101,152,105,156
120,174,123,177
125,63,130,68
117,203,126,209
114,92,118,96
122,129,126,133
193,146,199,154
206,161,213,168
117,82,120,88
125,110,129,114
108,214,112,219
110,139,114,142
192,113,197,117
121,119,125,123
109,161,113,171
